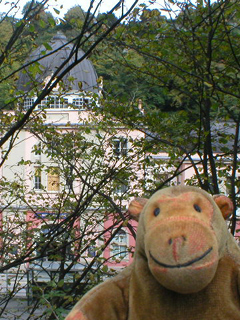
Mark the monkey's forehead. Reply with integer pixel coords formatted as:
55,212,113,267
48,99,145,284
145,191,214,219
143,191,215,224
150,191,209,204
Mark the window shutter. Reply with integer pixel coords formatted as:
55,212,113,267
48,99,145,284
47,168,60,191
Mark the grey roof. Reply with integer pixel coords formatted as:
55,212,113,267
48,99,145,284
211,121,239,153
145,121,239,154
17,32,98,93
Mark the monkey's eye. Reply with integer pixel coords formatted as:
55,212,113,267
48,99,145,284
194,204,201,212
154,208,160,216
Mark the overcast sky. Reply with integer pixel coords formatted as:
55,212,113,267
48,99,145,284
0,0,143,18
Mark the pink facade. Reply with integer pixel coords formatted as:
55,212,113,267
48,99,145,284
234,221,240,244
24,209,138,268
104,218,138,269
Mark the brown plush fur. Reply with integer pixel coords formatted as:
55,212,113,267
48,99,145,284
65,186,240,320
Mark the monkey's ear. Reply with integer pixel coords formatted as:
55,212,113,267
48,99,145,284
128,197,148,221
213,195,234,220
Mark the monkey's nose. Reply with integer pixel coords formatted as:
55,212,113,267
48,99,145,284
168,236,187,262
168,235,186,245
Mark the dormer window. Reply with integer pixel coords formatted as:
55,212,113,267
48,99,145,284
23,95,94,110
72,97,84,108
72,97,89,109
40,96,68,109
23,97,35,109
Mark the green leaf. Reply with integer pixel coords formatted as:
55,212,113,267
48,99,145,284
43,42,52,51
53,8,60,15
29,24,35,32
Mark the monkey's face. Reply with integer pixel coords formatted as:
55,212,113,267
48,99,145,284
143,191,219,294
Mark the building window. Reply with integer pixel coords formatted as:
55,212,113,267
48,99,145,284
111,230,128,259
112,138,128,157
157,172,171,187
41,96,50,108
65,166,74,190
37,225,73,261
47,167,60,191
34,167,42,190
40,96,68,109
39,95,92,110
72,97,84,108
24,97,35,109
88,245,96,257
47,139,57,155
115,180,128,195
72,97,89,109
3,233,20,259
225,175,240,195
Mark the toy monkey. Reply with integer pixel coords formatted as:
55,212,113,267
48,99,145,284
65,185,240,320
